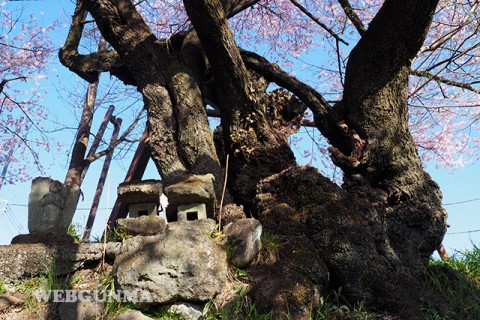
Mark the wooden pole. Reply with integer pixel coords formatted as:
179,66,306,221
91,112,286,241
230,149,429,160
80,105,115,185
83,117,122,242
106,127,151,231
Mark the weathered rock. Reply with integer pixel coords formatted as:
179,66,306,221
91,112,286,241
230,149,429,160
0,295,23,312
213,279,250,315
164,174,216,221
105,242,122,260
219,203,246,226
167,302,204,320
58,301,103,320
114,219,227,303
114,309,154,320
225,218,262,268
117,216,167,236
28,177,80,234
11,233,77,245
117,180,162,205
0,243,105,282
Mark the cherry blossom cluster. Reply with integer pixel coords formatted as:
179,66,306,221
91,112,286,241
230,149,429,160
0,3,57,183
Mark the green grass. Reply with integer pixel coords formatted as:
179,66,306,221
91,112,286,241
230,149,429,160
257,231,282,265
67,223,84,243
91,226,130,243
425,244,480,319
0,279,6,294
14,275,48,317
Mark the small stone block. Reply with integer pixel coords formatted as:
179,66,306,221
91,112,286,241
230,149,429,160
164,174,216,221
177,203,207,221
117,180,162,205
128,202,158,218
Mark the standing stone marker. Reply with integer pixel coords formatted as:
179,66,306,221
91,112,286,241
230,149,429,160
28,177,80,234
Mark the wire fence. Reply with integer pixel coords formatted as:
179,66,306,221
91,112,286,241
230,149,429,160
4,194,480,236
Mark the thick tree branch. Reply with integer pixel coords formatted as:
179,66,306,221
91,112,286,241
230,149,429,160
289,0,348,45
59,0,135,84
183,0,254,117
338,0,366,36
224,0,260,18
240,49,330,117
59,0,97,82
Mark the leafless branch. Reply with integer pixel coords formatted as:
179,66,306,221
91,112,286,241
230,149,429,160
0,77,27,94
418,1,479,54
0,124,41,167
240,49,331,117
289,0,349,45
86,108,145,163
338,0,366,36
411,69,480,95
59,0,133,84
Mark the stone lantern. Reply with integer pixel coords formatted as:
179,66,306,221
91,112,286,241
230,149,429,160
117,180,163,218
163,174,216,222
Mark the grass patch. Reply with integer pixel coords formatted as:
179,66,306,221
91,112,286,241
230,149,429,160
67,223,84,243
256,231,282,265
425,244,480,319
0,279,6,294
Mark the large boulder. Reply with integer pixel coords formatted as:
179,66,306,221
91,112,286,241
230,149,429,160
0,243,106,282
58,301,103,320
167,302,204,320
114,219,227,303
114,309,154,320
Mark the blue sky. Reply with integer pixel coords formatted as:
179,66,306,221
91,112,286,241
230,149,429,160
0,0,478,256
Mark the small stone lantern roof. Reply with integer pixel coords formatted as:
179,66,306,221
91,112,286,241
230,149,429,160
117,179,162,217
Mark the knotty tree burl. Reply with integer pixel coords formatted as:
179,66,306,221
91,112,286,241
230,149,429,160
60,0,449,318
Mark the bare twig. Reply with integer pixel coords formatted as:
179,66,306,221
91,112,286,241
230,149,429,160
418,1,479,54
289,0,349,45
0,76,27,94
218,154,230,231
0,124,41,167
411,69,480,95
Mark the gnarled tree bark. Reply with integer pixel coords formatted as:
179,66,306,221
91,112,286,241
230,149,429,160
59,0,449,318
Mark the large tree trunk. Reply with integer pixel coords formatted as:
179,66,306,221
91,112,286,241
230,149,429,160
82,0,227,200
317,0,447,271
184,0,298,212
60,0,449,318
250,0,447,318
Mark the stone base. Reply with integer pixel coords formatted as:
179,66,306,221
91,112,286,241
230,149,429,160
128,202,158,218
11,233,77,245
177,203,207,222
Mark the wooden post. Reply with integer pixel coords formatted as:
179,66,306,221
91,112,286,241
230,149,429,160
106,127,151,231
82,117,122,242
80,105,115,185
